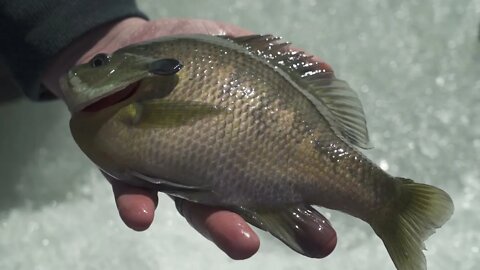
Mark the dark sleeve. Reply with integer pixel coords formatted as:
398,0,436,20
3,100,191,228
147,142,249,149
0,0,148,100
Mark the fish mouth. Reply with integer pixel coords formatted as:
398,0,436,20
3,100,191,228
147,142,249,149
82,82,140,112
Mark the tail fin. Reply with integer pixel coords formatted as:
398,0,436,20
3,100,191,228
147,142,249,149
371,178,454,270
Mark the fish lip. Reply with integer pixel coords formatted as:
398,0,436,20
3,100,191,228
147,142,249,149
79,82,140,112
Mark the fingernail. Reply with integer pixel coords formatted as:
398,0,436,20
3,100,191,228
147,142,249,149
211,216,259,260
239,227,251,239
117,195,154,231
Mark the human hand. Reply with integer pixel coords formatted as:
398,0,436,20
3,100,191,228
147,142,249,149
42,18,337,260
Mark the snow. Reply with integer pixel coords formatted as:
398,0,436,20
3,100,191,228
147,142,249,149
1,0,479,269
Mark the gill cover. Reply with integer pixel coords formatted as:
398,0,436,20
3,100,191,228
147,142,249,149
60,50,183,113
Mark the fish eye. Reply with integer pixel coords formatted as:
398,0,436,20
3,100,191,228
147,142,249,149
89,53,110,68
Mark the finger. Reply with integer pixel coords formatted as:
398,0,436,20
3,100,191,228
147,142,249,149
148,18,253,36
293,207,337,258
110,180,158,231
178,200,260,260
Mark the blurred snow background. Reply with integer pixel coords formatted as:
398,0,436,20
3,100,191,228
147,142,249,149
1,0,479,269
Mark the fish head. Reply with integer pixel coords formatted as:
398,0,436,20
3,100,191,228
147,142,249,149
60,50,183,113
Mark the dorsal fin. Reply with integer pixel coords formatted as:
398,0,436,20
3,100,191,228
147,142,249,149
220,34,371,149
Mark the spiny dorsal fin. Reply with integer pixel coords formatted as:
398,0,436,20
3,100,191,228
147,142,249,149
220,34,371,149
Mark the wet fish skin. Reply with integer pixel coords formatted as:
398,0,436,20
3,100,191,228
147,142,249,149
63,34,453,270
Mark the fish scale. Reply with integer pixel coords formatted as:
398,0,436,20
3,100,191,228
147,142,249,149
64,34,453,270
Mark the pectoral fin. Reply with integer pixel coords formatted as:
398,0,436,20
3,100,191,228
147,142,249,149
236,205,335,258
117,99,224,128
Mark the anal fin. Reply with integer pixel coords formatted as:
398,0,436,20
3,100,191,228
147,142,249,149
236,205,335,258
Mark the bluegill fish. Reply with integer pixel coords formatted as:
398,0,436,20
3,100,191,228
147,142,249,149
60,34,454,270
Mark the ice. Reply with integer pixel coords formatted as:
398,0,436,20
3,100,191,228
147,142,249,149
1,0,479,269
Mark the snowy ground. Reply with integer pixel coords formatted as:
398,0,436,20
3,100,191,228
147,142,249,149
1,0,479,269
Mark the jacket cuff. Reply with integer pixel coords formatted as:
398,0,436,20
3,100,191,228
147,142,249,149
0,0,148,100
